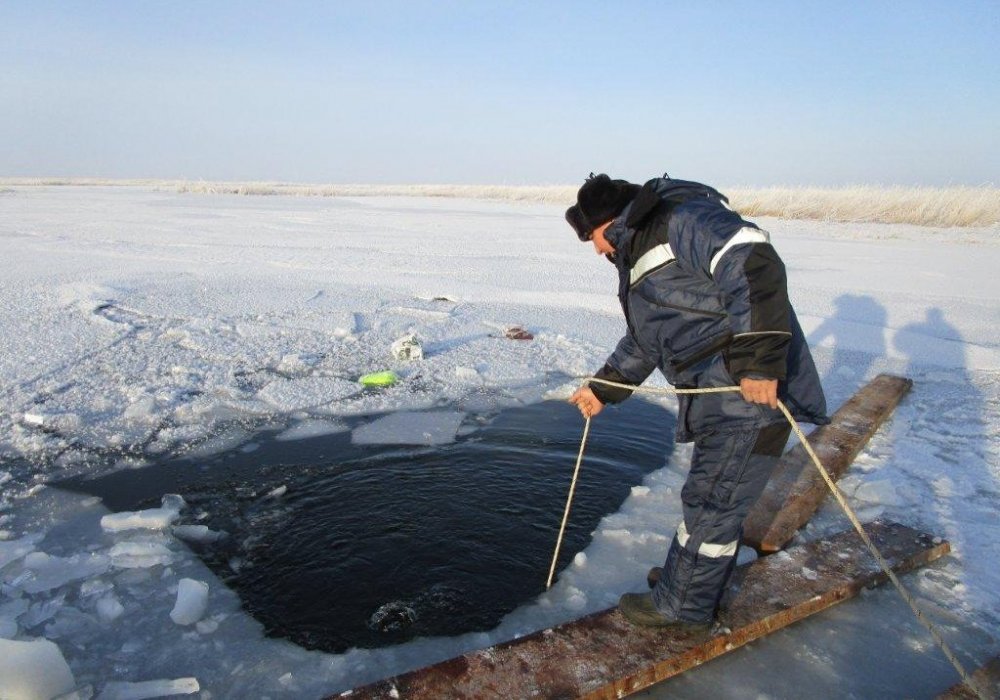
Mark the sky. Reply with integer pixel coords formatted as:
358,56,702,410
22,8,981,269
1,1,997,186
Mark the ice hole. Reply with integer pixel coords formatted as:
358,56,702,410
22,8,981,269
56,399,674,652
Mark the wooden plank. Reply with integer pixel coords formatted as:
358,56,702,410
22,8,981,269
937,656,1000,699
339,521,949,700
743,373,913,552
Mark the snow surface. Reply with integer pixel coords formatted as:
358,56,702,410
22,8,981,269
0,187,998,698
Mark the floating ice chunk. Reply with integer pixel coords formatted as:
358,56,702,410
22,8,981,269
109,541,174,569
160,494,186,512
0,597,26,639
352,411,465,446
98,678,200,699
170,578,208,626
0,533,41,570
275,419,348,442
256,377,358,412
102,509,179,533
101,495,185,533
195,618,218,635
630,485,651,498
171,525,225,544
267,485,287,498
17,551,111,594
0,638,76,700
19,595,66,629
573,552,587,568
96,596,125,623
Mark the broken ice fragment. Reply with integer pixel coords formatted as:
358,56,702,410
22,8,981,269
101,494,186,533
109,541,174,569
352,411,465,446
170,578,209,626
101,508,179,533
195,618,218,635
171,525,225,544
390,334,423,361
98,678,200,699
0,638,76,699
97,595,125,623
0,533,41,569
17,551,111,594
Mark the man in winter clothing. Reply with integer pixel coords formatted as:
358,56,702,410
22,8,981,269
566,173,828,629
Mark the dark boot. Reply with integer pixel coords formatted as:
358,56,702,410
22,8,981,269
618,592,713,631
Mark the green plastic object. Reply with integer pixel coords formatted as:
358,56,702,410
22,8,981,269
359,371,398,387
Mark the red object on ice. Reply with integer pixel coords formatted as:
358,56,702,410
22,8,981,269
504,326,533,341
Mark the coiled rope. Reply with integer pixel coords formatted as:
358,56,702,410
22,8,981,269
546,377,985,700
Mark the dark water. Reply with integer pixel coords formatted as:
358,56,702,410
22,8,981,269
56,399,675,652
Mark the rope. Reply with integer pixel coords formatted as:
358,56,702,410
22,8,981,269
546,376,985,700
546,416,591,590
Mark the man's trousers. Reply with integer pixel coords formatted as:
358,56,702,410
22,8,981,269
650,422,791,623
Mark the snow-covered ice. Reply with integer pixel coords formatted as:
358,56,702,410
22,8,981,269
0,187,997,698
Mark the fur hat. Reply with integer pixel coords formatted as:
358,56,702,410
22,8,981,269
576,174,640,231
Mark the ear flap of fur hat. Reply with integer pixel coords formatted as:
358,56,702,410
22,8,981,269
565,204,592,241
577,174,640,228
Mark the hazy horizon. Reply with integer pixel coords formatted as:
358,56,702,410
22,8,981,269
2,2,998,187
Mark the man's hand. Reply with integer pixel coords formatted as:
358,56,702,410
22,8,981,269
570,386,605,418
740,377,779,409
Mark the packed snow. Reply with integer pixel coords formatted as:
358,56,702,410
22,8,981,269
0,186,998,698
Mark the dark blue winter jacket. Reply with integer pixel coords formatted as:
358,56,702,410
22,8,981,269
589,177,829,441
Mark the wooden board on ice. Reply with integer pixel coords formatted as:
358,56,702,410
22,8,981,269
743,373,913,552
937,656,1000,699
340,521,949,700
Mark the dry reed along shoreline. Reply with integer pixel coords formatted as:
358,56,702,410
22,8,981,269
1,178,998,228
